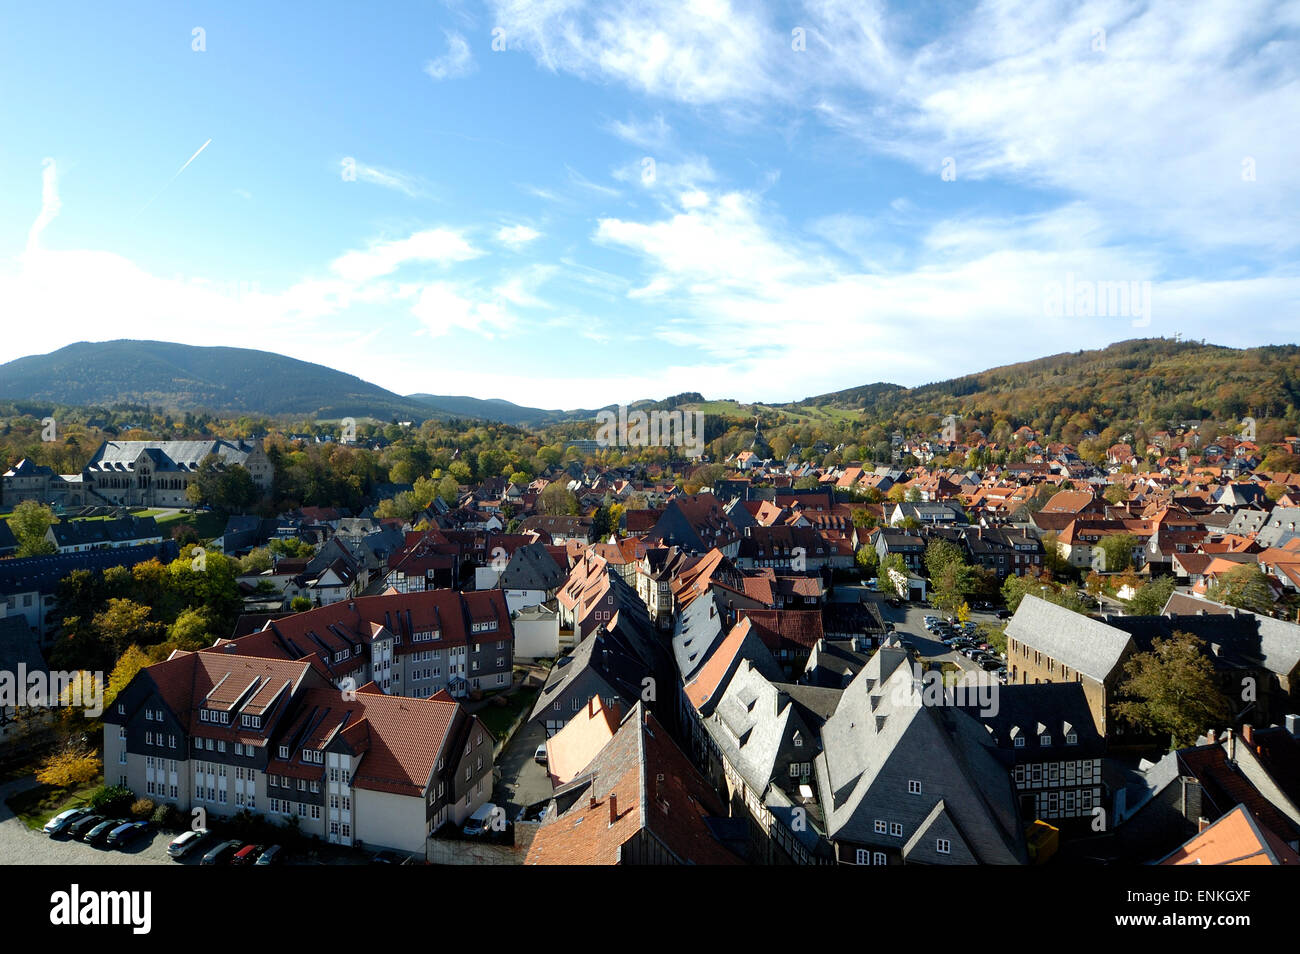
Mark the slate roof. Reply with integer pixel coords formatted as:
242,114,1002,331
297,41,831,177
957,682,1104,758
0,542,179,597
1155,594,1300,678
814,646,1028,864
0,615,48,680
499,541,565,592
1004,595,1133,682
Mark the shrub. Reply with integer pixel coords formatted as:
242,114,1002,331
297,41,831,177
152,803,182,830
89,784,134,816
130,798,156,819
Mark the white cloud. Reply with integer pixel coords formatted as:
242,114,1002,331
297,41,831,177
26,158,61,253
424,30,476,80
606,113,672,149
348,161,430,198
492,0,1300,257
412,282,512,338
329,229,481,282
496,224,541,248
487,0,782,105
591,185,1300,400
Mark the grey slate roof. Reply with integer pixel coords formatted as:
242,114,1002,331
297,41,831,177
814,646,1028,864
1256,507,1300,548
1142,594,1300,678
1004,595,1133,682
0,615,48,680
672,593,727,683
0,542,180,597
85,439,260,473
499,542,565,592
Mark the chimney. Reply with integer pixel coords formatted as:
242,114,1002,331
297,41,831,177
609,793,618,824
1205,728,1216,745
1241,723,1254,745
1182,776,1203,823
1198,816,1211,833
589,794,598,810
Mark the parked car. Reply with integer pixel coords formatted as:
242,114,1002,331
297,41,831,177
200,839,243,866
463,802,500,837
979,657,1004,671
996,609,1012,620
106,821,151,849
370,849,402,864
85,817,128,846
67,813,105,840
254,844,283,865
44,808,91,836
534,743,548,765
167,829,209,858
231,844,263,865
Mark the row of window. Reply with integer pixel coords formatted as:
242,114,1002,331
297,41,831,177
853,839,949,864
268,799,320,819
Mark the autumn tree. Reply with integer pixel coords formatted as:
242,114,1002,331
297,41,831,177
105,645,151,709
11,500,57,557
1127,575,1176,616
1115,632,1231,747
1207,564,1274,616
36,739,102,788
539,482,579,515
1098,533,1137,572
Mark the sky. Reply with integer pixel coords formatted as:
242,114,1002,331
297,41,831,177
1,0,1298,408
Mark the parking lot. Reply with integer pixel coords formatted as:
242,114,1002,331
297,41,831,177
0,777,364,865
0,779,172,865
871,594,1008,675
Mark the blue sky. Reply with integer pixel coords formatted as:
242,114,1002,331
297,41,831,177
2,0,1298,407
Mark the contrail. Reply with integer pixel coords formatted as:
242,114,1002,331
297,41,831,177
135,138,212,217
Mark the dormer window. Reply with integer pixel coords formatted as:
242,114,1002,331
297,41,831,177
279,745,289,759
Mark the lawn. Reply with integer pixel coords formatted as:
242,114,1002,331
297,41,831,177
476,688,538,740
154,509,227,540
7,779,101,831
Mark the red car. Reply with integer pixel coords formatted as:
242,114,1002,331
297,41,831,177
231,844,264,865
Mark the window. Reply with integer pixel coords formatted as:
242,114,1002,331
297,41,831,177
873,852,886,865
279,745,289,758
855,849,869,865
874,820,887,834
1040,735,1051,746
936,839,951,854
1066,732,1078,745
1014,736,1025,748
908,780,922,795
889,822,903,837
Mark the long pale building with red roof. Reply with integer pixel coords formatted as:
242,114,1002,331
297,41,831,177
104,645,495,855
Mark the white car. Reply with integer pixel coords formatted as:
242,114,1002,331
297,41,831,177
534,743,548,765
167,828,209,858
44,808,89,835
